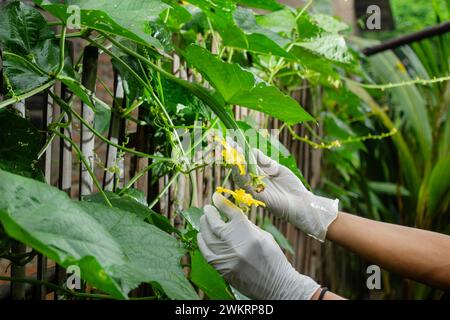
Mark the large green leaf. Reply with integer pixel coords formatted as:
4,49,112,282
261,218,294,255
189,249,235,300
0,170,198,300
83,190,179,235
33,0,169,49
0,110,44,180
183,44,313,124
0,1,53,55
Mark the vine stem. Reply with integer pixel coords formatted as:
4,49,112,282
287,125,398,149
118,162,161,196
51,129,112,207
37,112,67,160
344,75,450,90
148,172,180,210
0,276,115,300
49,91,171,162
55,25,66,76
0,80,56,110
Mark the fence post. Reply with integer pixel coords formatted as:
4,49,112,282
103,71,125,191
79,46,99,198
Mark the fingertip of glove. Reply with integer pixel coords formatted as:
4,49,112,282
213,192,235,211
213,192,243,221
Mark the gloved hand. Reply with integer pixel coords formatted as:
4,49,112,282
197,192,320,300
233,148,339,242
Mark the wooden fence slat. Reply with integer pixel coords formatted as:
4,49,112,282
79,46,99,198
103,72,124,191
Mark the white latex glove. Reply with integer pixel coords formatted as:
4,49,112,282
197,192,320,300
233,148,339,242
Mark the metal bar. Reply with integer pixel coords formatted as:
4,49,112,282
362,21,450,56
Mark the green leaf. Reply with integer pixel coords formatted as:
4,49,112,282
311,14,349,34
428,154,450,216
0,1,53,55
83,190,179,235
34,0,169,49
232,7,292,59
189,249,235,300
111,53,145,103
255,7,296,34
181,207,204,232
187,0,247,49
59,76,111,133
160,78,209,125
368,181,410,197
183,44,313,124
295,35,352,64
161,0,193,31
262,218,295,255
0,110,44,180
0,2,74,94
294,13,353,65
0,170,198,300
233,0,283,11
2,53,50,94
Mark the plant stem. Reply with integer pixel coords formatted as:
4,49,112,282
50,91,171,162
118,162,161,196
0,276,115,300
51,129,112,207
148,172,180,209
37,112,67,160
0,80,56,110
56,25,67,76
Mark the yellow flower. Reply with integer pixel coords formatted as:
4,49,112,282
214,137,246,175
330,140,341,148
216,187,266,208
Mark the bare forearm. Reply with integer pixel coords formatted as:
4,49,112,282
327,212,450,290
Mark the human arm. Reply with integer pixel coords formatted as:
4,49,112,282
327,212,450,291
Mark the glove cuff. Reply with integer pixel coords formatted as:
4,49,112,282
290,193,339,242
278,270,321,300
